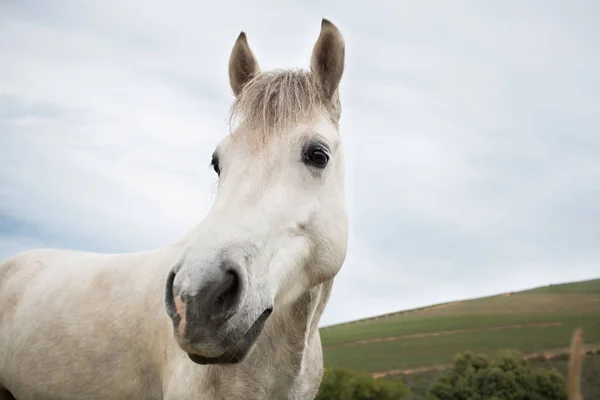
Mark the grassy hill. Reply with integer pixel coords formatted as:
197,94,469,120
319,278,600,376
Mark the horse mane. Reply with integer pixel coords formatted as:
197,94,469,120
228,68,340,148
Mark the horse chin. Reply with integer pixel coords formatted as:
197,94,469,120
185,308,272,365
186,349,243,365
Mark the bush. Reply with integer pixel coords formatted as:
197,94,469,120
316,367,411,400
427,350,567,400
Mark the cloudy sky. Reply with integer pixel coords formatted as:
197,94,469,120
1,1,599,326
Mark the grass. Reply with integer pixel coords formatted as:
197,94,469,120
319,277,600,377
324,315,600,373
522,278,600,294
322,313,572,347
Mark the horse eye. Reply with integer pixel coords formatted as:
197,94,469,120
211,154,220,176
302,143,330,168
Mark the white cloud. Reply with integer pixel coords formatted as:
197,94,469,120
1,1,599,326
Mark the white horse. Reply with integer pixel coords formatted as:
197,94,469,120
0,18,348,400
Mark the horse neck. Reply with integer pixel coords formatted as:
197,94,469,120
262,279,334,361
303,279,334,341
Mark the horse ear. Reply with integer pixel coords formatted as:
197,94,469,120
229,32,260,97
310,19,345,100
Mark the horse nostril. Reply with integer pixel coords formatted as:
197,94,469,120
166,259,246,330
211,267,242,320
164,269,178,317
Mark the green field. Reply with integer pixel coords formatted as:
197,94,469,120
319,278,600,377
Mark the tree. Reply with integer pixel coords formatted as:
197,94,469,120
427,350,567,400
316,367,411,400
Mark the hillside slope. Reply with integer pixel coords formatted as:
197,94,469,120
320,278,600,374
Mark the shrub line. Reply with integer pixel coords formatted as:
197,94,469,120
370,341,600,379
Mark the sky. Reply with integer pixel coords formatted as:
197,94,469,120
1,0,599,326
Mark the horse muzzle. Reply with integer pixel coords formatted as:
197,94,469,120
164,255,273,364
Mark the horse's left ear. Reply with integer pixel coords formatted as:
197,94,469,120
229,32,261,97
310,19,345,101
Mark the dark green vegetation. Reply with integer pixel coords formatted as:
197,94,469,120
318,278,600,397
529,351,600,400
316,368,411,400
395,351,600,400
427,350,567,400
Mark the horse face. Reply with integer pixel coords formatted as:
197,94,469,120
165,19,348,364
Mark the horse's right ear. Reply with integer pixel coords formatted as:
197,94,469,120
229,32,261,97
